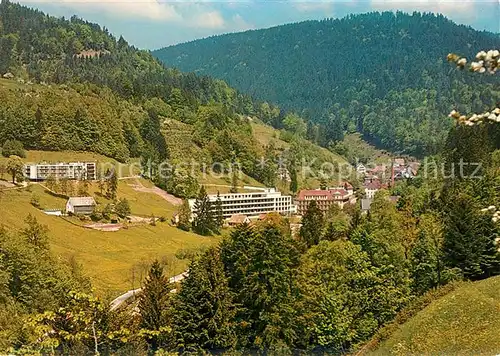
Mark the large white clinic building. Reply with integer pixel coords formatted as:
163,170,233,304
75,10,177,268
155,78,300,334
24,162,97,181
188,188,296,218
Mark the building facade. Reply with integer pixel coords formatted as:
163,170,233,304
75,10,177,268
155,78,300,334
188,188,296,219
25,162,97,181
66,197,96,215
295,183,356,215
364,179,384,199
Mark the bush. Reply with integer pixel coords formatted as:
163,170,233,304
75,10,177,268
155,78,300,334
115,198,131,218
90,211,103,222
30,193,41,209
2,140,26,158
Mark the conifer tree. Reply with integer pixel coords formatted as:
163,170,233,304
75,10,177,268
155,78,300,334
106,168,118,200
229,164,238,193
220,223,257,292
21,214,49,250
319,176,328,190
299,200,325,248
172,247,236,353
443,192,500,279
214,191,224,233
192,186,214,236
177,199,192,231
45,173,56,192
222,222,300,350
138,260,173,351
289,165,298,193
410,213,448,294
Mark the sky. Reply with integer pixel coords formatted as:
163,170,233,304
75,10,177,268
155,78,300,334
16,0,500,49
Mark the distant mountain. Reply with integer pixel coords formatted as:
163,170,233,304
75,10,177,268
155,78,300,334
154,12,500,156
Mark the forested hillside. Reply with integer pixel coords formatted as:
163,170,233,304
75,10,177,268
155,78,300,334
0,0,315,193
154,12,500,156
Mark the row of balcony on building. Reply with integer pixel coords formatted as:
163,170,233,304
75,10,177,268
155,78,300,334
188,183,357,220
24,162,97,181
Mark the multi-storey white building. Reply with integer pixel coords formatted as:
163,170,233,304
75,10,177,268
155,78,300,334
24,162,97,181
188,188,296,219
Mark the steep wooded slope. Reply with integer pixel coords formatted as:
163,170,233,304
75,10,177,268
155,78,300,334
154,12,500,155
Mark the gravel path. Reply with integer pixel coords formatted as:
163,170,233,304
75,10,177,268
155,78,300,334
129,179,182,206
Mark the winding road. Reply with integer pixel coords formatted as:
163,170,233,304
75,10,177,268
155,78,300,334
109,271,188,311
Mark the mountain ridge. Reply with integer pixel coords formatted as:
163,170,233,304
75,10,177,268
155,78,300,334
154,11,500,156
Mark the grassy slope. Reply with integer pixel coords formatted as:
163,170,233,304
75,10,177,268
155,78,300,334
163,118,265,193
0,182,218,296
368,276,500,356
250,120,351,192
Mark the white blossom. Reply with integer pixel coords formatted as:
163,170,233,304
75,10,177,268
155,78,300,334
476,51,487,59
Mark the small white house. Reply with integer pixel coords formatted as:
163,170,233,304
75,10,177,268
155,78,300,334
356,164,367,175
66,197,96,215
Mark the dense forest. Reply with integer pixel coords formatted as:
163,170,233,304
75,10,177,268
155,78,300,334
154,12,500,156
1,118,498,354
0,0,304,193
0,1,499,353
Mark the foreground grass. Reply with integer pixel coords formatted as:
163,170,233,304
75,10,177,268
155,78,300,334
0,183,217,296
368,276,500,356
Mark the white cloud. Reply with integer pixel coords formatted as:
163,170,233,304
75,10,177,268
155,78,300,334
230,13,254,31
18,0,181,21
294,1,334,13
190,10,226,29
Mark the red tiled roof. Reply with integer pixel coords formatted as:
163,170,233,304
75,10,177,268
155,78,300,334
369,165,386,173
228,214,248,224
364,181,382,190
341,181,353,189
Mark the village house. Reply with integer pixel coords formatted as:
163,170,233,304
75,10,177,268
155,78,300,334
295,182,356,215
364,179,384,199
356,163,367,175
66,197,96,215
226,214,251,227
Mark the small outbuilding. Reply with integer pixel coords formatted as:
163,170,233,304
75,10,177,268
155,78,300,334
361,198,372,214
226,214,250,227
66,197,96,215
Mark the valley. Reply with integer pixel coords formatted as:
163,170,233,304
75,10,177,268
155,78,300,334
0,1,499,354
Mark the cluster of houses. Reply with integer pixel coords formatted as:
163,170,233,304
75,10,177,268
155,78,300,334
356,158,420,183
185,182,358,226
24,157,419,227
357,158,418,214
